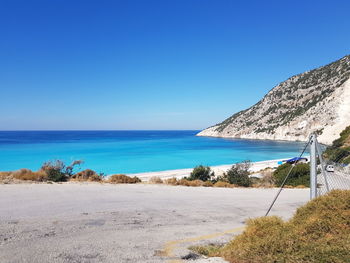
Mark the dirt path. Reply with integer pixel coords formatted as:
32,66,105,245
0,184,309,262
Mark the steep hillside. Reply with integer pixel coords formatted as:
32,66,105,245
197,55,350,144
324,125,350,164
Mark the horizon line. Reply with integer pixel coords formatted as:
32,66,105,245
0,129,202,132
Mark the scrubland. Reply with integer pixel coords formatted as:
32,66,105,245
192,190,350,263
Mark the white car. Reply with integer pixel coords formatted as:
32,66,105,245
326,165,335,172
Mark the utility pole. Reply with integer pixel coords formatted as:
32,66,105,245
310,134,317,199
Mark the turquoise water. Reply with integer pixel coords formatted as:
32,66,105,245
0,130,306,174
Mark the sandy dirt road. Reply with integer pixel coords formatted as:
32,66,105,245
0,184,309,263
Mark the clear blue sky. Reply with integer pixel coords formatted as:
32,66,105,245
1,0,349,130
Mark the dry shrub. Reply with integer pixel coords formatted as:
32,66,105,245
202,181,214,187
164,177,179,185
187,179,204,187
0,171,11,178
12,169,47,181
178,178,191,186
0,171,12,182
164,178,205,187
190,244,222,257
176,179,204,187
40,160,67,182
40,159,84,182
295,184,307,189
253,169,275,188
214,181,235,188
71,169,102,182
108,174,141,184
149,176,163,184
220,190,350,263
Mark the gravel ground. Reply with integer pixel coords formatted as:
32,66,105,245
0,183,309,263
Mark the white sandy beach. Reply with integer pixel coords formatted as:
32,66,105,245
128,158,289,181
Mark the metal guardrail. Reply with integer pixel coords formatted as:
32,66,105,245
317,168,350,196
265,134,349,216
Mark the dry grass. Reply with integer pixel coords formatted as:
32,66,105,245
202,181,214,187
0,171,12,183
177,178,191,186
148,176,163,184
163,178,211,187
0,171,11,178
176,179,203,187
164,177,179,185
70,169,102,182
108,174,141,184
11,169,47,181
186,179,204,187
218,190,350,263
190,244,223,257
164,178,237,188
252,168,275,188
213,181,236,188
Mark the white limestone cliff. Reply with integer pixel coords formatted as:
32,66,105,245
197,55,350,145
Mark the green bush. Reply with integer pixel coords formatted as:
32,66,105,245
40,159,83,182
273,163,310,187
189,165,214,181
41,160,67,182
226,161,251,187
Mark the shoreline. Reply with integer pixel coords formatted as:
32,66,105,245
127,158,288,181
1,157,307,184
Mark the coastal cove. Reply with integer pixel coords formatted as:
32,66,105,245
0,130,306,174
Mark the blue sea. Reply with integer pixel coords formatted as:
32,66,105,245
0,130,306,174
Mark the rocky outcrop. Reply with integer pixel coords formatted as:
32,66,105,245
197,55,350,145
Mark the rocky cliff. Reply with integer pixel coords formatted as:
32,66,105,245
197,55,350,145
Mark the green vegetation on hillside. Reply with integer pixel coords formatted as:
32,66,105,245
196,190,350,263
324,125,350,164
